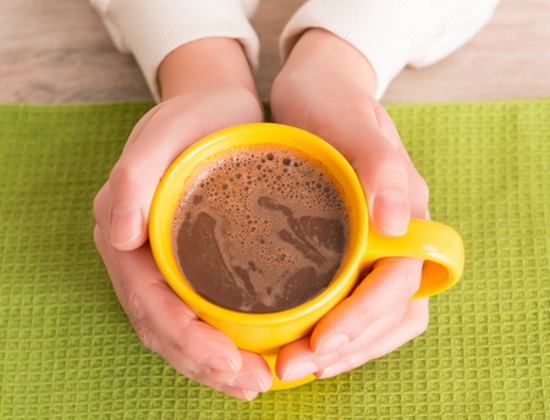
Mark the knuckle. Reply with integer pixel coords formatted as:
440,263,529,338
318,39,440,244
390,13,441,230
167,331,187,355
372,155,409,186
405,275,421,302
374,258,422,302
411,301,430,337
329,348,346,364
188,366,212,385
126,290,145,322
414,176,430,209
109,160,141,191
134,322,158,353
401,259,424,299
92,184,108,224
166,320,206,356
417,175,429,197
92,225,103,250
416,316,430,337
347,353,368,370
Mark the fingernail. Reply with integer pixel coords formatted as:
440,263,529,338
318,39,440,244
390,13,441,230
315,333,350,357
230,374,269,393
205,356,240,373
372,190,409,236
110,205,143,249
242,390,258,401
280,360,318,382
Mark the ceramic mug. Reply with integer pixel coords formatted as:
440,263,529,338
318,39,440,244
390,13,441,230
149,123,464,390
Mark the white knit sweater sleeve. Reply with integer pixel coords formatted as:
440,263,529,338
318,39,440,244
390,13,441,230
281,0,501,99
89,0,260,101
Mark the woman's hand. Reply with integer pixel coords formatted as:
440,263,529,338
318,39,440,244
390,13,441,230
93,38,273,400
270,29,430,382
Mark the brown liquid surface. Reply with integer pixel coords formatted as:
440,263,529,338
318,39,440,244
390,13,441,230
172,145,349,313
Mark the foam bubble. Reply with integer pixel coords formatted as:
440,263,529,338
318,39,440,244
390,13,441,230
172,145,349,313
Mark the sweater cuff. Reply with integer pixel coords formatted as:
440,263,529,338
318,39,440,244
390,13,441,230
99,0,260,101
280,0,428,99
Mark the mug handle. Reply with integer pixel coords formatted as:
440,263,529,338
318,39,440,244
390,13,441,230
364,219,465,298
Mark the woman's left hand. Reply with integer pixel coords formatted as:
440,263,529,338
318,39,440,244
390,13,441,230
270,29,430,382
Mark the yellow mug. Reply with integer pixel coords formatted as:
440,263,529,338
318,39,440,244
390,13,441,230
149,123,464,391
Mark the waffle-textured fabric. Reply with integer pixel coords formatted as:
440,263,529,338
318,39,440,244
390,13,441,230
1,100,548,419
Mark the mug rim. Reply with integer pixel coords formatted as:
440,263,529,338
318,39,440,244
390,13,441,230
149,122,368,326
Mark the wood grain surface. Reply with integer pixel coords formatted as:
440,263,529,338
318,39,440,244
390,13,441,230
1,0,549,104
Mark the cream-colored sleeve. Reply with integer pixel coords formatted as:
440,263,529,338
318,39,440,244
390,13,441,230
281,0,501,99
89,0,260,101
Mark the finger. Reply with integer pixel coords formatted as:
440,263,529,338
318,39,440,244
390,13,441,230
311,258,424,356
407,166,430,219
308,101,413,237
107,89,263,251
94,225,272,399
373,104,429,221
276,296,428,382
315,297,429,379
275,335,318,382
105,104,171,250
93,225,244,379
221,350,273,399
93,182,111,241
275,258,424,382
337,102,413,236
106,100,195,250
357,142,410,236
179,350,272,400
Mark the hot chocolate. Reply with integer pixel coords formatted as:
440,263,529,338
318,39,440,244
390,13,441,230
172,145,349,313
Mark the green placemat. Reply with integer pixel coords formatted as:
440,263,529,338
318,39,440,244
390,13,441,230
1,99,548,419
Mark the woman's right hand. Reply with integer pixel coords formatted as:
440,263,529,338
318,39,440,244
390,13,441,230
93,39,274,400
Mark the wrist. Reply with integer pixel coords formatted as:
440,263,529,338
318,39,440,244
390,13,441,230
158,37,259,103
280,28,378,98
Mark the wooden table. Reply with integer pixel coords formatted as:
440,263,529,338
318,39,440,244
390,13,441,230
1,0,549,104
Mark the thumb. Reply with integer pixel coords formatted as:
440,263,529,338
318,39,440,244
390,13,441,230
106,100,199,250
106,105,160,250
362,154,411,237
349,102,415,237
108,104,182,251
106,89,264,251
351,126,411,237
